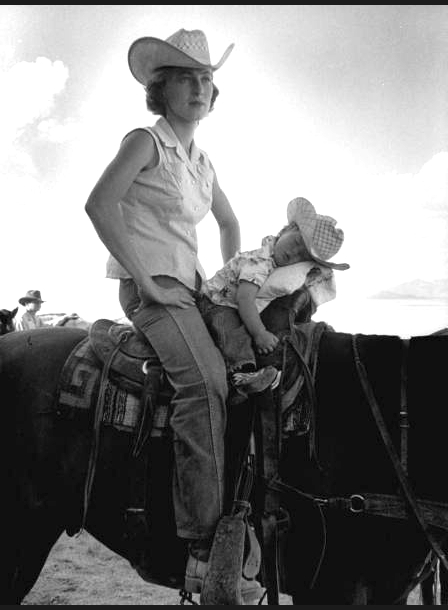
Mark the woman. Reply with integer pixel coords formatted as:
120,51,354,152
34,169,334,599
85,29,262,600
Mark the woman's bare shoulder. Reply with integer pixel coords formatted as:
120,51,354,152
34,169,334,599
122,127,157,149
119,127,158,168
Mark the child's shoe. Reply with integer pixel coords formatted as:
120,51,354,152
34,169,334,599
232,365,280,394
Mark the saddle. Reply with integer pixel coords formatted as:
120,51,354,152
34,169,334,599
89,318,166,396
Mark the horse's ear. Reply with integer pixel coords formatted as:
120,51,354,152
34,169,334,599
12,306,18,317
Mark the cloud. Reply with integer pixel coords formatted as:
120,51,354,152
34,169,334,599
0,56,72,184
335,151,448,296
412,151,448,214
0,57,74,299
0,56,69,137
37,117,80,143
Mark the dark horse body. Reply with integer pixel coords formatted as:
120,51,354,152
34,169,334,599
2,325,448,604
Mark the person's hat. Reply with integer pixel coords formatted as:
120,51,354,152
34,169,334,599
287,197,350,271
19,289,45,306
128,28,234,86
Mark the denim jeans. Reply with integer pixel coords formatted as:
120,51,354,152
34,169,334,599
197,295,256,373
119,278,141,320
123,277,228,540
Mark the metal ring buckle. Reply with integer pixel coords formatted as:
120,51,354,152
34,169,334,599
350,494,365,513
142,359,151,375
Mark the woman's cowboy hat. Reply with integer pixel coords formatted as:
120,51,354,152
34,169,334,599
287,197,350,271
128,28,234,85
19,289,45,306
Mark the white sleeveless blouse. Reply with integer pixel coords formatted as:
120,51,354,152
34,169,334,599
106,117,214,291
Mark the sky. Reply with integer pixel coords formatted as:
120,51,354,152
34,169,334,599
1,4,447,331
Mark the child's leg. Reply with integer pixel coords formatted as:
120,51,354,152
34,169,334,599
197,298,256,373
198,297,280,396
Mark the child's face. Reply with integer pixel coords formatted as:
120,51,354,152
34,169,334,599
273,228,311,267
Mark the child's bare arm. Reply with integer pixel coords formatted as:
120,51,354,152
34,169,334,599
236,281,279,354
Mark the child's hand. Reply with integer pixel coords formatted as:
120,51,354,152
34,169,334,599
253,329,279,355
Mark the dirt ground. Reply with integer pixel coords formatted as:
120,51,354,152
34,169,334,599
22,531,293,605
21,530,425,605
22,532,181,606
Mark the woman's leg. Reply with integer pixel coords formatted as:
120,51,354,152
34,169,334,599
118,278,141,319
132,297,227,540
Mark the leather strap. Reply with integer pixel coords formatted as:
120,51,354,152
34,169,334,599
260,512,280,604
132,363,162,458
352,335,448,571
80,334,128,530
400,339,410,472
201,401,260,605
256,388,283,605
284,333,318,460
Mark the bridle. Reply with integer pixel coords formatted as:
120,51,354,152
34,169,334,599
351,335,448,571
266,333,448,595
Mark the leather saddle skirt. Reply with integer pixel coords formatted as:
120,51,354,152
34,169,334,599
89,318,166,394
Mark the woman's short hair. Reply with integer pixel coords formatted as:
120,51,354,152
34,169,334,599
145,67,219,116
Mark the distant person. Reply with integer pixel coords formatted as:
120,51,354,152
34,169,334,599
200,197,349,402
84,28,263,601
14,290,79,331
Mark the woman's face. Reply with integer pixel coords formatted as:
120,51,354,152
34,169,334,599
164,67,214,123
273,228,311,267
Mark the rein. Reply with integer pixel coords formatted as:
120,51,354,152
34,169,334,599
351,334,448,572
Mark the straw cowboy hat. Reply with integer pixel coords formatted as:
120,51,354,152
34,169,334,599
19,289,45,306
287,197,350,271
128,28,234,85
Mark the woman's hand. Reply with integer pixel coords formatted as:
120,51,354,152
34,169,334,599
253,329,279,355
154,285,196,308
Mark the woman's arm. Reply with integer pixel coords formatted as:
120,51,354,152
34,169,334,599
85,130,193,307
210,167,241,263
236,280,279,355
85,130,155,288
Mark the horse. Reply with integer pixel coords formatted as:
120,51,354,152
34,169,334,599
0,307,18,335
2,315,448,604
274,328,448,604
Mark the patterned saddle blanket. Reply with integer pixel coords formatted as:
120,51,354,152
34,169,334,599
57,333,173,436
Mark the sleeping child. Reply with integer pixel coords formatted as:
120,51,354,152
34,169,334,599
198,197,350,402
